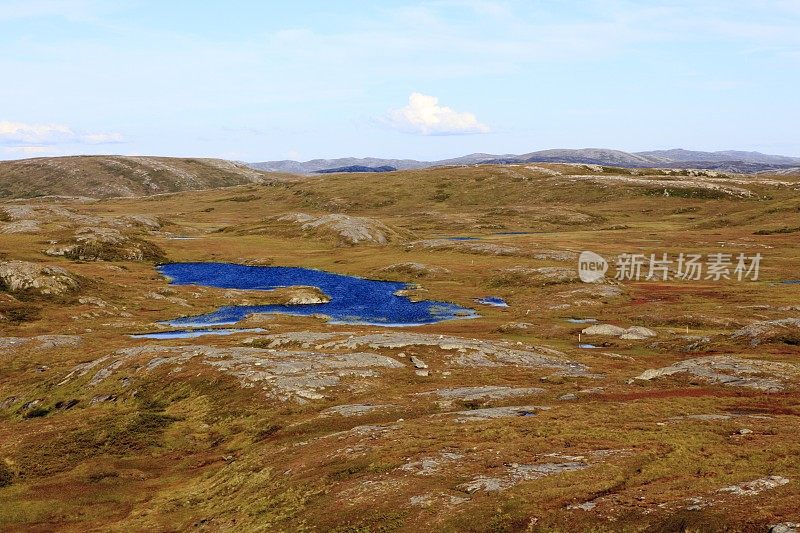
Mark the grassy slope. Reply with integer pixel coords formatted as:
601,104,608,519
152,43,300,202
0,164,798,531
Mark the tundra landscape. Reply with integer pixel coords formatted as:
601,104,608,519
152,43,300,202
0,155,798,531
3,1,800,531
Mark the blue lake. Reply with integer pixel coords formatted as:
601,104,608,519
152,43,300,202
157,262,479,327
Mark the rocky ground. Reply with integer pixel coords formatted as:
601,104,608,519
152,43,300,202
0,163,798,531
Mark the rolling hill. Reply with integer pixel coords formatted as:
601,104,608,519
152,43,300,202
0,155,277,199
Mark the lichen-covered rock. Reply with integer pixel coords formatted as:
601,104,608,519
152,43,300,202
0,261,80,297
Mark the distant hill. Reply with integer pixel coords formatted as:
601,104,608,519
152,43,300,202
313,165,397,174
251,148,800,175
251,157,427,174
0,156,276,199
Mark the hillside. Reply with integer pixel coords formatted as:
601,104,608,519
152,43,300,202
0,156,278,199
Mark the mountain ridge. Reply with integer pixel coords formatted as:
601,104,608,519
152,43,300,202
251,148,800,174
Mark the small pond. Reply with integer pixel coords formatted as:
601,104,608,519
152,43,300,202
474,296,509,307
156,262,479,328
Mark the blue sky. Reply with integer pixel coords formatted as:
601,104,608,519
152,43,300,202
1,0,799,161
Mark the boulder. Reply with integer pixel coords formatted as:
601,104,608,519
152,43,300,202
582,324,626,336
0,261,80,297
620,326,657,340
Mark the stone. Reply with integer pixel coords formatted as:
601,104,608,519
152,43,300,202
0,261,80,297
620,326,657,340
410,356,428,369
582,324,626,336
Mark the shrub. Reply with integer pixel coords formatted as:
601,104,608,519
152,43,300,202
0,462,12,487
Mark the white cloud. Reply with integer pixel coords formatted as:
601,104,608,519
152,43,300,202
0,120,124,146
384,93,490,135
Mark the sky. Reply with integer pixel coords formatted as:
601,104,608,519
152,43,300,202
1,0,799,162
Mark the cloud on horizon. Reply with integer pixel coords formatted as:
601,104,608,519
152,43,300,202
384,93,490,136
0,120,124,147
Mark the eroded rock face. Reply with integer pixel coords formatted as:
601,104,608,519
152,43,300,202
45,227,165,262
634,356,800,392
730,318,800,346
0,261,80,297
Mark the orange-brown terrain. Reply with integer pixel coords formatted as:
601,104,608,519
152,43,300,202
0,157,799,532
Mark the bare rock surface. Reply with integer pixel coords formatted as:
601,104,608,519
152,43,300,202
582,324,656,339
634,356,800,392
45,226,165,262
313,332,587,374
423,386,545,401
582,324,626,336
730,318,800,346
276,212,397,245
459,461,587,493
61,344,406,402
0,335,81,355
1,219,41,234
447,405,549,422
718,476,790,496
399,451,465,476
409,239,521,256
320,404,392,417
377,262,450,278
0,261,80,297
